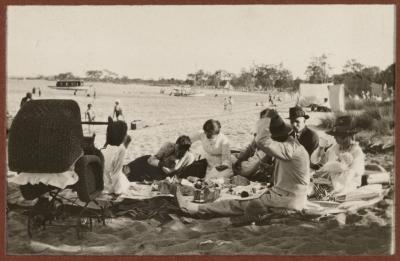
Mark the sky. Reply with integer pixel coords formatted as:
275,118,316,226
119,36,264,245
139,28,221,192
7,5,395,80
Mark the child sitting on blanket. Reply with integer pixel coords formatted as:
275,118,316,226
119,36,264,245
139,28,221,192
316,152,354,195
101,118,130,195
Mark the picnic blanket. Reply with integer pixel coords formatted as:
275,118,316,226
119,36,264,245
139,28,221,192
7,175,388,224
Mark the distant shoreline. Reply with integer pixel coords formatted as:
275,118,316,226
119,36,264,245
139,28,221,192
7,78,282,96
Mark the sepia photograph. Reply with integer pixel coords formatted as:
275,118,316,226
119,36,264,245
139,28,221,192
5,4,396,255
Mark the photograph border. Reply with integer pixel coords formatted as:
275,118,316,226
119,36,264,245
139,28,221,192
1,0,398,260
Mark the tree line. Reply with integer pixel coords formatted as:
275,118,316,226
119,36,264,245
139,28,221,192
33,54,395,96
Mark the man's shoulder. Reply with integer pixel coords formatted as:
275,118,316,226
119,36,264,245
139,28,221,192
303,126,319,139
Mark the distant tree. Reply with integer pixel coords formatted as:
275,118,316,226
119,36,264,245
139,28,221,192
293,77,303,92
361,66,381,83
55,72,75,80
343,59,365,74
231,68,255,91
254,64,294,91
382,63,395,88
305,54,332,83
86,70,103,80
186,70,210,87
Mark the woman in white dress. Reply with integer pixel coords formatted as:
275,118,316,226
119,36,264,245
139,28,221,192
190,119,233,182
101,119,130,194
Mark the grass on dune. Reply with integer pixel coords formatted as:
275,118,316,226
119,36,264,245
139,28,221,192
319,99,394,136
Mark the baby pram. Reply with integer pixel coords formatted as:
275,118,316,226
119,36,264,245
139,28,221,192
8,99,108,239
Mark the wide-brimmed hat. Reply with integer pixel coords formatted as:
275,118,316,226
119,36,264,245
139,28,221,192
287,106,309,120
326,115,359,136
270,115,293,138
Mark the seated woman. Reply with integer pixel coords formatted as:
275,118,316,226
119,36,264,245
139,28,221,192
311,115,365,198
101,119,130,195
123,135,195,182
190,119,233,182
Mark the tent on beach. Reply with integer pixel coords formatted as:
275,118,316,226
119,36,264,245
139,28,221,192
298,83,345,112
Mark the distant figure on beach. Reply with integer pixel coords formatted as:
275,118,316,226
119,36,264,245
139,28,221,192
85,103,96,122
190,119,233,182
123,135,196,182
113,99,124,121
311,98,331,112
101,119,130,195
38,88,41,97
20,92,33,108
32,87,36,95
268,94,274,105
223,97,228,110
74,90,77,96
85,103,96,133
228,96,234,111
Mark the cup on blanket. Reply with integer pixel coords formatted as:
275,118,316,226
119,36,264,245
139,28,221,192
158,180,172,195
204,187,221,202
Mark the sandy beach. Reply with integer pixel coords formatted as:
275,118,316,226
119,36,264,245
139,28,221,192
6,79,394,255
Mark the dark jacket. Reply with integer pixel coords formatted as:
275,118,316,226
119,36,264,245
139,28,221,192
291,126,319,157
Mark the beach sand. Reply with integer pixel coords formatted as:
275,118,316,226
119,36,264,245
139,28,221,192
6,79,394,255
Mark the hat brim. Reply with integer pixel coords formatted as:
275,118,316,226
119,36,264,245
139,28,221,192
287,115,310,120
326,129,359,136
271,124,293,138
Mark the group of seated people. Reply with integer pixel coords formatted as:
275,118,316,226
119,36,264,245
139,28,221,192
102,105,365,217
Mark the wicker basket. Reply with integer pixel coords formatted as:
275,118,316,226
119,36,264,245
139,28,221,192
8,99,83,173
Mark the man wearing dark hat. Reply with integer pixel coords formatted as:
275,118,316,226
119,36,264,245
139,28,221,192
288,106,319,158
177,112,311,216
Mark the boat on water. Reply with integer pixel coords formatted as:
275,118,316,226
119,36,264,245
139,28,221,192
48,80,92,91
172,87,205,97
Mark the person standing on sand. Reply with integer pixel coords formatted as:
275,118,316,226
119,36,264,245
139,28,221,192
223,97,228,110
85,103,96,133
177,114,310,216
228,96,234,111
113,99,124,121
20,92,33,108
38,88,41,97
85,103,96,122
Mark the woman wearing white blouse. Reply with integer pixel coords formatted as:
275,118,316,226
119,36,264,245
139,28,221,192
190,119,233,182
101,119,130,195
